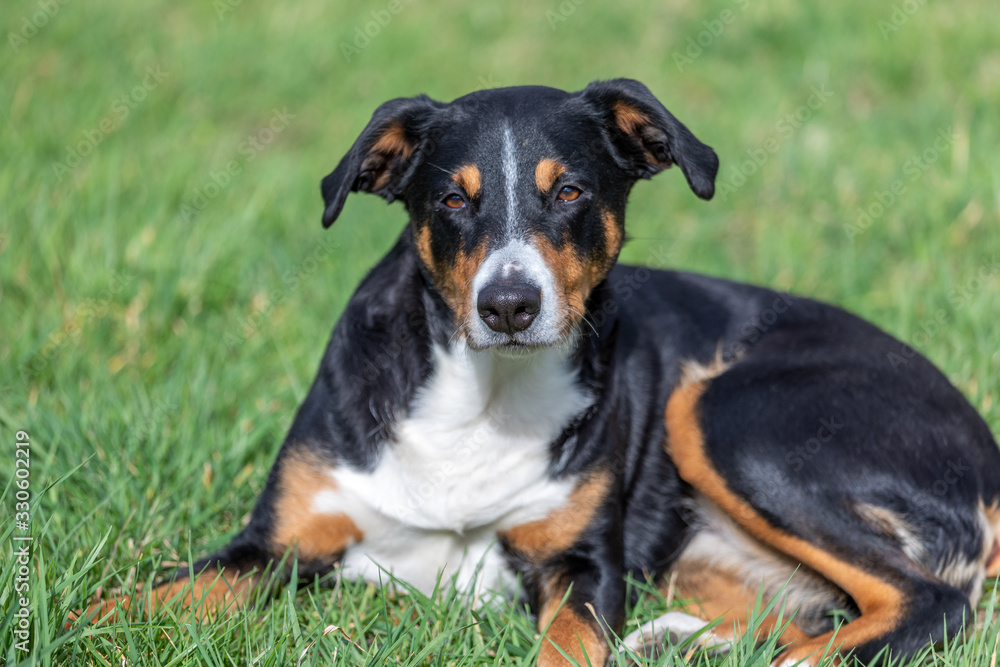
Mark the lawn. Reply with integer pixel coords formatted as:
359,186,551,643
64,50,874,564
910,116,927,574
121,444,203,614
2,0,999,665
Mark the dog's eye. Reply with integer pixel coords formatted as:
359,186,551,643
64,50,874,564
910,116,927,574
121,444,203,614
557,186,581,202
443,194,466,209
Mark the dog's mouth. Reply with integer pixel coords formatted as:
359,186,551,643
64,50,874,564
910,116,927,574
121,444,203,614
466,333,545,353
479,341,539,359
463,320,580,356
482,337,543,351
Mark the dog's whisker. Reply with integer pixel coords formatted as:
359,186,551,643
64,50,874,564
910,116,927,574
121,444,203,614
564,304,599,339
425,161,451,175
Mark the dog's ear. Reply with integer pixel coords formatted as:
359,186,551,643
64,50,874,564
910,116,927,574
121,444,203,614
580,79,719,200
320,95,444,227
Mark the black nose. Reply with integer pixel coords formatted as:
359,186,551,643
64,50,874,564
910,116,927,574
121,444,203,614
477,283,541,334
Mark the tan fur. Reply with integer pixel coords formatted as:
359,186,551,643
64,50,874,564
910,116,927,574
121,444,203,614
415,222,488,330
666,378,906,666
533,218,620,336
415,223,435,274
611,100,649,135
370,122,412,158
500,469,610,560
537,579,608,667
533,235,596,333
438,241,488,329
671,556,810,645
854,503,925,564
68,568,259,625
610,100,672,168
534,158,566,194
365,122,415,190
602,209,624,260
452,164,481,198
272,450,363,561
672,492,850,640
985,501,1000,578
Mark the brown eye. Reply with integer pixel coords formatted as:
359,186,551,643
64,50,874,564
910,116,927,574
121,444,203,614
443,194,466,209
557,186,581,202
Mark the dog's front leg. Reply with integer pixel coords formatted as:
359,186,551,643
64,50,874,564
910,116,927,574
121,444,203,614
501,469,624,667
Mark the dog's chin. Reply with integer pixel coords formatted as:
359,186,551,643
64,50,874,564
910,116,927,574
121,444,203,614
464,328,578,358
488,340,549,360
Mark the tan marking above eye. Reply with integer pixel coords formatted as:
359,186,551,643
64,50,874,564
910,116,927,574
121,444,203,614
451,164,481,199
535,158,566,193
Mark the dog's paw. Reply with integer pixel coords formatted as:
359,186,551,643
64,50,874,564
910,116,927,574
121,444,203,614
770,657,821,667
64,595,134,629
618,611,731,663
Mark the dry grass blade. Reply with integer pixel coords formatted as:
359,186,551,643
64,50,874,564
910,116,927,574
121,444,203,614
297,624,365,666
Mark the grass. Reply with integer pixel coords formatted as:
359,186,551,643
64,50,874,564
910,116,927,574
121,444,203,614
2,0,999,664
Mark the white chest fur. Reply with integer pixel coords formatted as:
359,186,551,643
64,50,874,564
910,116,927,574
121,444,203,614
326,342,592,594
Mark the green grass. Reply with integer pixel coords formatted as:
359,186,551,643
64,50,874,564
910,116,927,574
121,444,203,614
2,0,999,664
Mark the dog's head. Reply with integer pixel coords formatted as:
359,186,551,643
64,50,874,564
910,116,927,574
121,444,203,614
321,79,718,352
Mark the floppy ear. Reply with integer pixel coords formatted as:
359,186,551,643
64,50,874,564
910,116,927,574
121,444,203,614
580,79,719,199
320,95,444,227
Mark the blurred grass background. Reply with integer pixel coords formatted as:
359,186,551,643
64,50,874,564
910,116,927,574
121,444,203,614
1,0,999,664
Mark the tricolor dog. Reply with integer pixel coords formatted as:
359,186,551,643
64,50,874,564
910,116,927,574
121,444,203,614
77,80,1000,666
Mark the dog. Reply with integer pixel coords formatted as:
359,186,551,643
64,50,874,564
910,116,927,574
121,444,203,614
75,79,1000,667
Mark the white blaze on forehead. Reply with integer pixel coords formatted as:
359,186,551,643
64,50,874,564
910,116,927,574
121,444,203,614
502,124,518,235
